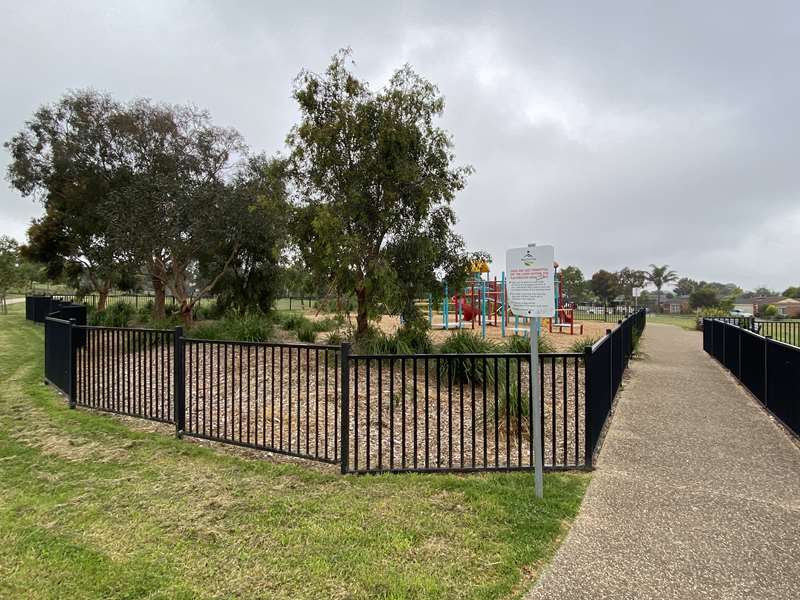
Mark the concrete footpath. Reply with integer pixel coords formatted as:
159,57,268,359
527,323,800,600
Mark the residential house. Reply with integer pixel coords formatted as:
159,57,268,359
733,295,799,317
660,295,691,314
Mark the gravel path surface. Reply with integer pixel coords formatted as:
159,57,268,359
526,322,800,600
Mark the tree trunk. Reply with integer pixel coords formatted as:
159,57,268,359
355,286,368,337
151,275,166,321
179,300,194,327
97,287,109,311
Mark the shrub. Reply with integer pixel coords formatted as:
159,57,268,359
325,331,344,346
297,323,317,343
355,329,413,355
501,335,555,354
90,301,136,327
311,317,339,332
190,312,274,342
395,320,433,354
438,330,496,355
565,335,601,353
194,300,222,321
762,304,778,318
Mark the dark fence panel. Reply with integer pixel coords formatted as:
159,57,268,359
740,329,765,402
765,339,800,435
584,309,646,464
723,324,740,376
703,318,799,438
181,338,340,464
343,353,584,474
74,326,175,423
44,317,73,395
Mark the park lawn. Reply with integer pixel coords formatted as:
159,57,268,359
647,313,698,331
0,304,588,600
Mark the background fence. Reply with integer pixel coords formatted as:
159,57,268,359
32,295,646,475
572,304,639,322
703,318,799,437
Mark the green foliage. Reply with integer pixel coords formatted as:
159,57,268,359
395,320,433,354
288,49,471,336
501,335,556,354
89,302,136,327
438,330,497,355
762,304,778,318
193,301,223,321
673,277,699,296
783,286,800,299
325,331,344,346
296,323,317,343
354,328,414,355
205,155,290,314
565,336,602,353
689,286,719,309
646,264,679,305
589,270,620,303
560,265,586,303
190,313,274,342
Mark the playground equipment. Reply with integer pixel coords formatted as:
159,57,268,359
423,261,583,338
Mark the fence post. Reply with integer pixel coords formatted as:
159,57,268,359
67,318,77,408
173,326,185,436
339,342,351,474
764,336,770,409
583,345,593,467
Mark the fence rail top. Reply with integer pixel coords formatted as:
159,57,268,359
76,324,174,334
181,336,338,350
705,318,800,352
44,316,73,325
349,351,584,360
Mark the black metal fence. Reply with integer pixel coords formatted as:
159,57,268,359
703,318,799,437
584,309,646,462
572,304,639,322
181,337,340,464
343,352,585,474
37,294,646,475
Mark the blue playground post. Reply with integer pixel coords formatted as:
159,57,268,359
501,271,507,337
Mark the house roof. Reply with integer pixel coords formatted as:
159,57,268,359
733,296,786,305
776,298,800,305
662,296,690,304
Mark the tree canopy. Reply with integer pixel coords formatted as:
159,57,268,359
288,50,471,335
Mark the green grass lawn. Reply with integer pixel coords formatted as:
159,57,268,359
646,313,698,331
0,304,588,600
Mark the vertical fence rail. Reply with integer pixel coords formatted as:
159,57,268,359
344,352,586,474
179,337,340,464
73,326,175,423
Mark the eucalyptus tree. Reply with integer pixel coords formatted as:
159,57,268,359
5,90,133,309
288,50,472,336
108,100,249,325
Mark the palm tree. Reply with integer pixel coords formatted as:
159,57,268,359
647,264,678,311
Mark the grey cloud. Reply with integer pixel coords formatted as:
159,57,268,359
1,0,797,290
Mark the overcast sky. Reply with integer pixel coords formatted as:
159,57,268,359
1,1,798,291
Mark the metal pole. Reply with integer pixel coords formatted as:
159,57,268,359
340,342,351,474
531,317,543,498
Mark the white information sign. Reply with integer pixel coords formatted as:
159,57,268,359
632,287,642,298
505,245,556,317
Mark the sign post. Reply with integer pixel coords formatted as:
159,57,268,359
632,286,642,310
506,244,555,499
